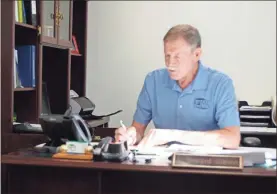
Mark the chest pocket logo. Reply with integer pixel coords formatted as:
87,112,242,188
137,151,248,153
194,98,210,109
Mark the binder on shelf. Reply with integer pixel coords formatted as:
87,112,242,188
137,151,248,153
15,45,36,88
238,101,274,128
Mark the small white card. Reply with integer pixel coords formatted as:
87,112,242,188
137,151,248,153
66,141,88,154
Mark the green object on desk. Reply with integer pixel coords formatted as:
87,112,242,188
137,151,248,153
253,159,276,169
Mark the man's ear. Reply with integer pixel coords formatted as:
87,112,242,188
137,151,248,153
194,47,202,60
194,48,202,59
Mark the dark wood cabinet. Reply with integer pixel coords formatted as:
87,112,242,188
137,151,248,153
39,0,73,48
1,0,88,154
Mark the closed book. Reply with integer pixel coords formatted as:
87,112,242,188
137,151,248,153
24,0,37,25
15,1,19,22
18,0,23,23
15,45,36,88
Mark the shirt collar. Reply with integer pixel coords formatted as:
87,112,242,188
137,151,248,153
191,61,209,90
163,60,209,92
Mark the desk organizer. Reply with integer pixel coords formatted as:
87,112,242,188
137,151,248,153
238,101,275,128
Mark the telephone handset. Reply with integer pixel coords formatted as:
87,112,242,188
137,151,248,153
71,114,92,142
63,106,92,142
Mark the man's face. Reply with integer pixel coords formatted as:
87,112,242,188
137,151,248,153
164,37,201,81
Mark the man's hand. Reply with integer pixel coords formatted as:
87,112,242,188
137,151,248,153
114,126,137,146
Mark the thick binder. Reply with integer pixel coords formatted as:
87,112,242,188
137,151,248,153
15,45,36,88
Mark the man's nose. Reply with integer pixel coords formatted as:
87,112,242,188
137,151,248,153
168,62,177,67
168,57,178,65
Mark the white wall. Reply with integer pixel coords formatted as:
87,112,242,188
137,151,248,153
86,1,276,128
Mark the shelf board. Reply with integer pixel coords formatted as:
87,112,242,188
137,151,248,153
17,133,45,137
14,87,35,92
71,53,82,56
15,22,37,30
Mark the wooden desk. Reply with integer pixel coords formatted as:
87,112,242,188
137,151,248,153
2,149,276,194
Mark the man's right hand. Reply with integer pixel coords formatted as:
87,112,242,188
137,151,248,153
114,126,137,146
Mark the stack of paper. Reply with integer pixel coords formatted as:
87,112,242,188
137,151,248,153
240,106,271,111
240,127,276,134
132,144,276,166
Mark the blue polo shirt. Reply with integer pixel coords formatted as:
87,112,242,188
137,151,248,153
133,61,240,131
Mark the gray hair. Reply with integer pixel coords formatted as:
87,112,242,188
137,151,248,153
163,24,201,50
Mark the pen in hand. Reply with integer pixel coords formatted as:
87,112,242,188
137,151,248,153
119,120,130,143
120,120,127,130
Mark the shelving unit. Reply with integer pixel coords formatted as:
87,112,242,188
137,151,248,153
1,0,88,154
238,101,274,128
14,88,36,92
15,21,38,29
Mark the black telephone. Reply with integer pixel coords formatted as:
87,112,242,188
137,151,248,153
39,108,92,147
69,97,122,120
93,137,130,162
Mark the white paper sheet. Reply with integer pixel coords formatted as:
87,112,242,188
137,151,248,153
240,127,276,133
131,145,276,160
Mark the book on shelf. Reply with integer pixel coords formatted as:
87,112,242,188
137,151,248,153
14,45,36,88
14,49,23,88
15,0,37,26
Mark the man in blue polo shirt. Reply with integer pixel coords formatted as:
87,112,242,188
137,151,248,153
115,24,241,149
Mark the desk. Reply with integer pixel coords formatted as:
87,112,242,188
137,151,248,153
2,148,276,194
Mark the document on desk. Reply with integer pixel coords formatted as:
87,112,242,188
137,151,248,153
238,147,276,160
131,145,223,159
164,145,276,160
131,144,276,167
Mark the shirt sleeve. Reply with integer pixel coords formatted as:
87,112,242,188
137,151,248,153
133,74,152,125
215,77,240,128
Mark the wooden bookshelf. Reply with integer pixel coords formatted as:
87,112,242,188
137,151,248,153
14,87,36,92
15,21,37,30
1,0,88,154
